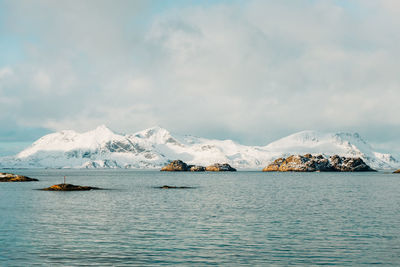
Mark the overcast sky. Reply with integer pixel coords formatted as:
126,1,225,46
1,0,400,156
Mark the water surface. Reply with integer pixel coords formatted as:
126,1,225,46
1,169,399,266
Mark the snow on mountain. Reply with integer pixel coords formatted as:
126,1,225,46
0,126,398,170
264,131,399,169
7,125,166,169
17,125,119,158
127,126,269,168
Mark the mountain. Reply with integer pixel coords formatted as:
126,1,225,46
0,126,398,170
264,131,399,170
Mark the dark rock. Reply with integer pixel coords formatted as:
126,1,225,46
0,173,39,182
262,154,375,172
205,163,237,172
41,183,100,191
329,155,375,172
188,165,206,171
157,185,194,189
161,160,188,171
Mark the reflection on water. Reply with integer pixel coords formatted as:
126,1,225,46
1,170,399,266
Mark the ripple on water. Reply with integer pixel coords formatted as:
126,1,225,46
0,170,399,266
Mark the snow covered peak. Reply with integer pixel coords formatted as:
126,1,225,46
90,124,114,135
332,132,371,148
133,126,178,145
265,130,328,149
137,126,169,136
84,125,117,142
266,130,369,150
16,125,122,159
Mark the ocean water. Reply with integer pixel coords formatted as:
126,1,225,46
0,169,399,266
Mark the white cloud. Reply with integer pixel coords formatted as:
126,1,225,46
33,70,51,91
1,0,400,150
0,67,13,79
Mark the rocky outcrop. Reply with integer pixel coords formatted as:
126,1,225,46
188,165,206,172
41,183,100,191
205,163,237,172
0,173,39,182
160,160,205,171
161,160,188,171
161,160,234,171
329,155,375,172
157,185,194,189
262,154,375,172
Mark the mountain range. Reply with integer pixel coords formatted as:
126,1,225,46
0,125,398,170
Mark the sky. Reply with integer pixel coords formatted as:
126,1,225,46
1,0,400,156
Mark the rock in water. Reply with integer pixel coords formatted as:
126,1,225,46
329,155,374,172
161,160,189,171
188,165,206,172
263,158,285,171
205,163,237,172
0,173,39,182
157,185,194,189
394,169,400,173
262,154,375,172
41,183,100,191
161,160,234,172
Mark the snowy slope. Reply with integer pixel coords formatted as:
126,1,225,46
264,131,399,169
0,126,398,170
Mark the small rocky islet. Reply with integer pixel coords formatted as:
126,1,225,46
262,154,376,172
205,163,237,172
160,160,237,172
0,172,39,182
157,185,194,189
41,183,101,191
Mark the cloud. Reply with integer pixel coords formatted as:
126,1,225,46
1,0,400,153
143,0,400,142
0,67,13,79
33,70,51,91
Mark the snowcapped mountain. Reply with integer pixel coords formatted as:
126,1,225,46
264,131,399,170
0,126,398,170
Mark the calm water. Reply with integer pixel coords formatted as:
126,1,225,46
0,169,399,266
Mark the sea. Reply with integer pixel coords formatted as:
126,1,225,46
1,169,399,266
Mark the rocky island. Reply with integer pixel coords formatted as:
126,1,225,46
205,163,237,172
160,160,192,171
0,173,39,182
41,183,100,191
161,160,236,172
263,154,375,172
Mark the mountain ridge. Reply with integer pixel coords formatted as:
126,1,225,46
0,126,398,170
